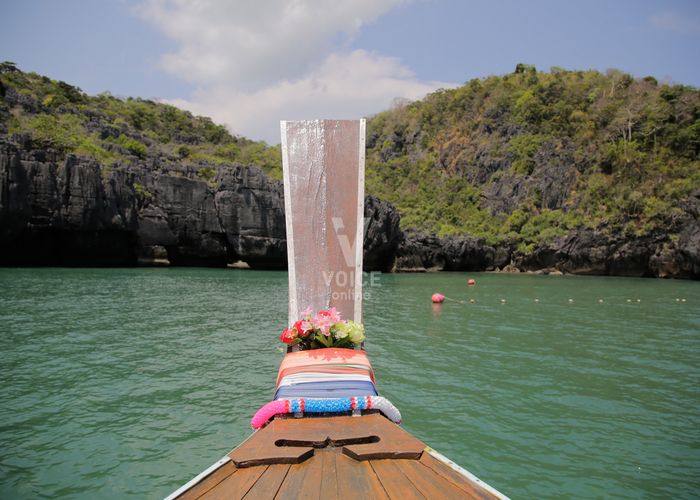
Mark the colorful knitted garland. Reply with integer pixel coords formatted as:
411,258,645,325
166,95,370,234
251,396,402,429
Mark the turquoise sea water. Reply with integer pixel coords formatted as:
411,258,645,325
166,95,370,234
0,268,698,499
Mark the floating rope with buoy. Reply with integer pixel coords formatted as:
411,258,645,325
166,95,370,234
431,293,465,304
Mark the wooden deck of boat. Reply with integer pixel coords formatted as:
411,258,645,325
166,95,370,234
174,414,502,499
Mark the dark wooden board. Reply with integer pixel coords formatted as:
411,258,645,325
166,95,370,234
369,458,426,499
242,463,291,499
274,448,324,499
399,458,483,499
229,414,424,467
184,432,502,499
176,461,237,500
419,452,498,499
336,451,389,499
318,448,340,499
203,465,267,500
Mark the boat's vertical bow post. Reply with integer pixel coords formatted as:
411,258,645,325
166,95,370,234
281,120,366,333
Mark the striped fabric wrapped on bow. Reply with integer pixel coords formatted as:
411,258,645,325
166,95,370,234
251,348,402,429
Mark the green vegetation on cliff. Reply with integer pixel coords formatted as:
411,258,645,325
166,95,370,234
2,62,698,254
365,65,699,249
0,62,282,180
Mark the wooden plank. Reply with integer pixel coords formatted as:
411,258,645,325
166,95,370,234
230,414,424,467
336,450,389,499
281,119,365,324
419,452,498,499
369,459,425,499
242,463,291,499
202,465,268,500
340,415,424,461
229,421,315,467
274,448,325,499
343,439,423,461
319,447,340,499
176,461,237,500
399,458,484,499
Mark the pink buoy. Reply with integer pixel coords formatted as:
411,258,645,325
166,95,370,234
467,278,476,286
431,293,445,303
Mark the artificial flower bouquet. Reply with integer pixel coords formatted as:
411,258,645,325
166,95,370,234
280,306,365,349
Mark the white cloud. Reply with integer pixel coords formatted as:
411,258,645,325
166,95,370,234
137,0,457,143
651,11,700,35
138,0,407,89
164,49,454,143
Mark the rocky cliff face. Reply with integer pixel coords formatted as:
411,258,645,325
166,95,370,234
1,141,241,266
0,140,402,271
392,205,700,279
363,195,402,271
513,219,700,278
393,233,508,272
0,143,137,265
3,67,698,279
1,139,697,277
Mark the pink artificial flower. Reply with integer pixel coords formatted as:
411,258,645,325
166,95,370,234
301,306,313,318
280,328,297,344
293,320,313,338
313,313,333,336
325,307,341,324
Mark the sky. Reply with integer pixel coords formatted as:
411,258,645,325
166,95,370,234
2,0,699,144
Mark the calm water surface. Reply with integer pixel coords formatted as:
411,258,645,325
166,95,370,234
0,268,698,499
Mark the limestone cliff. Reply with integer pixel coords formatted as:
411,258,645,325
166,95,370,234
0,140,401,270
1,64,698,278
